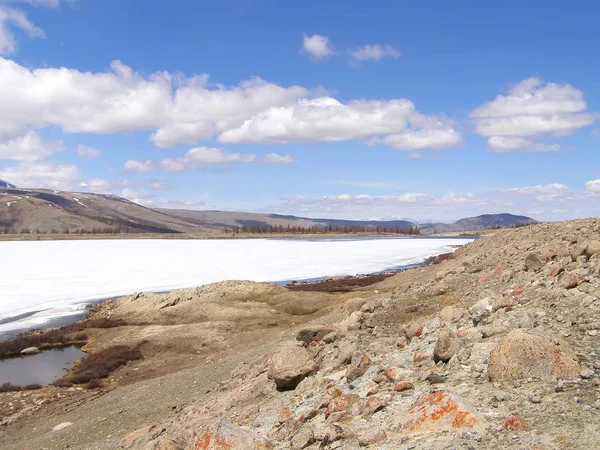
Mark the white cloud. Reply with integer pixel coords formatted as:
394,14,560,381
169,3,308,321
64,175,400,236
80,177,111,193
302,34,334,60
0,160,81,190
378,128,461,150
151,181,169,190
349,44,400,63
219,97,461,150
120,188,153,206
264,153,293,164
0,58,460,152
75,144,101,159
123,160,156,173
0,131,64,161
0,5,44,55
0,58,309,148
6,0,63,7
487,136,560,152
125,147,256,173
471,78,596,151
508,183,570,195
586,179,600,194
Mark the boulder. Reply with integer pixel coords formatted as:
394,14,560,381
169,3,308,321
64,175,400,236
524,252,543,272
345,352,372,382
296,326,334,344
487,330,581,381
194,420,274,449
20,347,41,355
438,305,465,324
268,343,318,391
585,240,600,258
557,271,579,289
404,390,485,434
343,298,367,313
433,328,462,363
469,298,493,325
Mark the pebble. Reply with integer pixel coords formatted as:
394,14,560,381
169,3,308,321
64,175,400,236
580,369,593,379
528,394,542,404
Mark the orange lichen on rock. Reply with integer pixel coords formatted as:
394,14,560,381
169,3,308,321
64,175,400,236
406,390,484,434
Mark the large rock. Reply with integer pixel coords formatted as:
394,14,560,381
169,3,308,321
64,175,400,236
584,240,600,258
438,305,465,324
433,329,462,363
524,252,544,272
469,298,493,325
345,352,372,382
268,343,318,391
20,347,41,355
487,330,580,381
404,390,485,434
194,420,274,449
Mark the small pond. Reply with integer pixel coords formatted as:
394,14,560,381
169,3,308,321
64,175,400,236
0,346,85,386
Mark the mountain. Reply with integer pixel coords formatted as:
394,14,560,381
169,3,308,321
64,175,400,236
418,213,539,234
0,179,16,189
0,186,537,235
159,209,414,231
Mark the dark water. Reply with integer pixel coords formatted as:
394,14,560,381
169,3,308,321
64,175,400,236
0,346,85,386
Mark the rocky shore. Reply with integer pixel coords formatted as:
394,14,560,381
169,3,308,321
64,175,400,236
1,218,599,449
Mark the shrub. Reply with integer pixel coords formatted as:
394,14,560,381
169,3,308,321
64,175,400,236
0,382,22,392
56,345,143,385
51,379,73,388
84,379,102,389
22,384,42,390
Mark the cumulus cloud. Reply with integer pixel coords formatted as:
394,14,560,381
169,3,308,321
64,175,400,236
219,97,461,150
120,188,153,206
0,160,81,190
0,131,64,161
586,179,600,194
124,147,256,173
349,44,400,63
75,144,101,159
123,160,156,173
0,5,44,55
264,153,293,164
471,78,596,151
488,136,561,152
0,58,458,152
508,183,570,195
302,34,334,60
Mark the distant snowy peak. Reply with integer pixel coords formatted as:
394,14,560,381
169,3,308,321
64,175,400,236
0,179,16,189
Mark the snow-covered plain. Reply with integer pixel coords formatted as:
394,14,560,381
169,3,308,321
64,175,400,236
0,237,472,334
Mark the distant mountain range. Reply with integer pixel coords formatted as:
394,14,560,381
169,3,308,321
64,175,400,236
0,182,538,235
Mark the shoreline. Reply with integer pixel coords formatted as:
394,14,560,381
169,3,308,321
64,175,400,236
0,231,485,242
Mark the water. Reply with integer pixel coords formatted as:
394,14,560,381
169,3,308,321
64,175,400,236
0,346,85,386
0,236,474,337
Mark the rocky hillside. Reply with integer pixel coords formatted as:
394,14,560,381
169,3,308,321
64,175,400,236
1,218,598,449
0,179,15,189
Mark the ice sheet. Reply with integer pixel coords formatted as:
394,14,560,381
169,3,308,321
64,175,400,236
0,237,473,333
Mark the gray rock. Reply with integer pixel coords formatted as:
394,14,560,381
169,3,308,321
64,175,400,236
20,347,41,355
433,328,462,363
470,298,493,325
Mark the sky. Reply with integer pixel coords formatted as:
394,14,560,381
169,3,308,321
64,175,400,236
0,0,598,222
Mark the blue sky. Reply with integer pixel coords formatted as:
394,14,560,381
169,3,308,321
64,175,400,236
0,0,598,221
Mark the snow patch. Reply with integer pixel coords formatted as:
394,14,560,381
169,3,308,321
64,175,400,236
0,237,473,333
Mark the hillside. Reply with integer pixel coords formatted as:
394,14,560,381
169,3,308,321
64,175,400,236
1,183,536,235
1,218,599,449
419,213,538,234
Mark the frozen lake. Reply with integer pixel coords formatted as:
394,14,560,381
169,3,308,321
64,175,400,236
0,236,473,336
